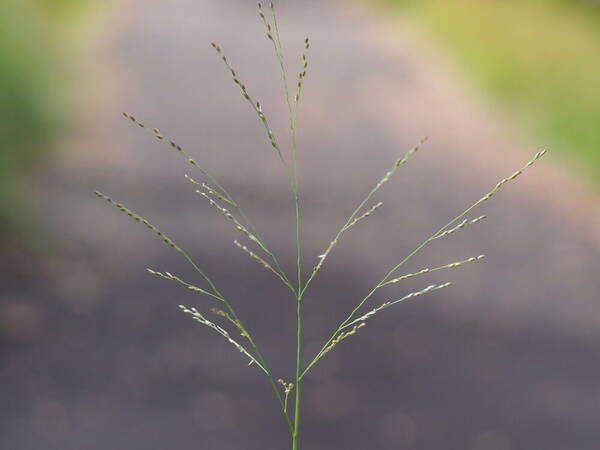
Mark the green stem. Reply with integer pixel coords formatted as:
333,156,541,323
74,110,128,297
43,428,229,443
291,101,302,293
264,6,304,447
235,205,294,292
179,249,293,432
220,295,294,433
292,298,303,450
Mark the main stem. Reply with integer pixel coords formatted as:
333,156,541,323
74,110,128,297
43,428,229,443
292,297,302,450
291,159,302,449
268,9,303,444
291,61,303,450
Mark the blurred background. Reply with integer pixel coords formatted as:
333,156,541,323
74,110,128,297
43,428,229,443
2,0,600,449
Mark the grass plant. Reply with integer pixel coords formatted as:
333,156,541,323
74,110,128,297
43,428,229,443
96,2,546,448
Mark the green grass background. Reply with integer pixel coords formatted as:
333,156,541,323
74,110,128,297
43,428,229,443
378,0,600,180
0,0,94,237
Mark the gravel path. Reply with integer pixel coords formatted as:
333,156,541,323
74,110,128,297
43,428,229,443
2,1,600,449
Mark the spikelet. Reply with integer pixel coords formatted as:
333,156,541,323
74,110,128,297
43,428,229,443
95,191,179,250
234,240,272,269
376,137,427,189
320,323,366,358
278,378,294,393
179,305,266,373
344,283,453,329
277,378,295,412
480,150,547,202
383,255,485,286
147,268,222,301
184,174,235,206
433,216,486,240
210,308,249,339
197,190,257,241
346,202,384,229
234,240,296,292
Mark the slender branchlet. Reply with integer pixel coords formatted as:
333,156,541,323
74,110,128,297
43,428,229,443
184,173,235,206
210,42,285,163
179,305,266,372
211,308,250,339
95,191,178,250
234,239,273,270
185,174,290,284
122,112,229,199
234,240,296,293
199,188,293,287
295,38,310,104
94,191,222,299
381,255,486,286
195,188,293,288
344,282,453,329
258,1,304,299
301,138,426,297
320,323,366,358
258,2,275,44
432,215,486,240
301,282,453,380
346,201,384,229
146,268,223,302
259,1,293,116
197,190,254,238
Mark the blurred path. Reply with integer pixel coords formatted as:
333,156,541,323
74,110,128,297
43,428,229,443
3,1,600,449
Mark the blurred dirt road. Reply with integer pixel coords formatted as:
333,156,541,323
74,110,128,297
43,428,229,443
2,1,600,449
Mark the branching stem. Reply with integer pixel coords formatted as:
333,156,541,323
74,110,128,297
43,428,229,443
103,3,547,448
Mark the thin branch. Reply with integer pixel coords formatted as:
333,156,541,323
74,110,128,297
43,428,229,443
122,113,288,279
195,188,294,291
185,174,291,286
211,42,286,164
300,282,452,380
300,139,426,297
121,113,229,200
95,190,292,431
381,254,485,287
300,150,547,380
179,305,267,373
343,282,453,329
147,268,223,302
234,240,296,293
